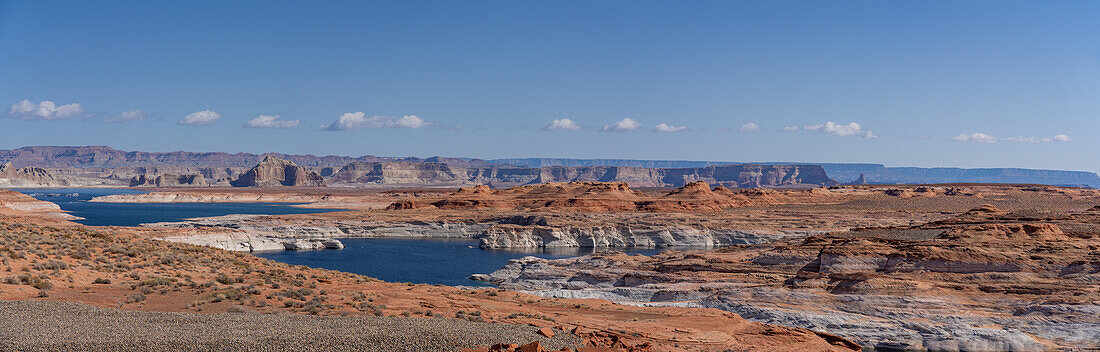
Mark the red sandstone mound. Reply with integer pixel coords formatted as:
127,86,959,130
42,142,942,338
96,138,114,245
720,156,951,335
455,184,494,195
514,182,644,211
938,223,1068,241
390,181,814,213
433,185,506,209
964,204,1005,217
502,182,641,199
711,185,738,197
664,180,713,197
637,181,754,212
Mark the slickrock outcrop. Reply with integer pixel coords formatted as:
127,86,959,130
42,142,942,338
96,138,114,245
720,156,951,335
0,188,72,217
231,156,326,187
477,205,1100,350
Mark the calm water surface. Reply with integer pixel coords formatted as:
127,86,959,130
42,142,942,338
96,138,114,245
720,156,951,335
15,188,680,286
255,238,674,286
15,188,342,226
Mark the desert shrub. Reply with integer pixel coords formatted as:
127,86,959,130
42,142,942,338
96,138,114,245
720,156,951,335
33,260,68,271
204,289,245,303
125,293,146,303
279,288,313,301
138,277,175,287
6,273,52,290
215,273,232,285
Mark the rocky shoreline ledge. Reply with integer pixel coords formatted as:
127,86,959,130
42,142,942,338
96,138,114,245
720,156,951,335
142,214,803,252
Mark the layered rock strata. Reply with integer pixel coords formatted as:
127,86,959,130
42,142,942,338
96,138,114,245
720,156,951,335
231,156,326,187
146,215,490,252
331,162,834,188
475,205,1100,350
0,162,69,187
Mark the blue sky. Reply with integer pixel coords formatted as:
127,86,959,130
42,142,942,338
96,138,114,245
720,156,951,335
2,1,1099,172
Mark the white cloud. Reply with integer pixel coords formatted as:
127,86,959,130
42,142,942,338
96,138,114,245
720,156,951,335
739,122,760,132
8,100,84,120
104,110,146,123
954,132,1074,144
244,115,300,129
952,132,998,143
1002,136,1041,143
804,121,876,139
178,109,221,126
782,125,799,132
652,123,687,133
601,118,641,132
543,118,581,131
321,113,430,131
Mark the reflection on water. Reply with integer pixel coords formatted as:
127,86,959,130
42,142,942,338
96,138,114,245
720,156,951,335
255,238,701,287
15,188,344,227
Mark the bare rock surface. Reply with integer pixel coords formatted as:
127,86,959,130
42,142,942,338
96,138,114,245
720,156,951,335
477,205,1100,351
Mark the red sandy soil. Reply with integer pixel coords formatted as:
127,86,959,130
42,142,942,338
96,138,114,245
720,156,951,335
0,189,855,352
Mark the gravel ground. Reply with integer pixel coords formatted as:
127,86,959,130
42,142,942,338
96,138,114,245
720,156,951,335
0,300,581,352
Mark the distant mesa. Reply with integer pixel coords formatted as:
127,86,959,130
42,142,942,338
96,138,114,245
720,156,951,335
2,146,1100,188
230,156,326,187
330,161,832,188
845,173,868,185
130,174,208,187
0,161,68,187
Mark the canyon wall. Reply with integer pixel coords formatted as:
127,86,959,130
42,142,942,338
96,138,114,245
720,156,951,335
330,162,832,188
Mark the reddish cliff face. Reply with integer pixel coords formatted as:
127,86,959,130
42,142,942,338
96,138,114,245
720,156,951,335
0,146,392,168
329,162,834,188
231,156,326,187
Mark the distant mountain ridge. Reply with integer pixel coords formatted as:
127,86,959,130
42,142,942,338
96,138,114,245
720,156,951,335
0,146,476,168
1,146,1096,187
489,159,1100,188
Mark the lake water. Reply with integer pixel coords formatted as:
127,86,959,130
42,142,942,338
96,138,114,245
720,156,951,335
14,188,342,226
15,188,678,286
254,238,671,286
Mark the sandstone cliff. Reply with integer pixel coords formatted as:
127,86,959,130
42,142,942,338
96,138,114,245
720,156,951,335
0,162,68,187
231,156,326,187
330,162,834,188
129,173,210,187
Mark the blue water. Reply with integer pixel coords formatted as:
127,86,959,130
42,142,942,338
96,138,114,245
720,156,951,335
14,188,343,226
255,238,671,286
14,188,676,286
